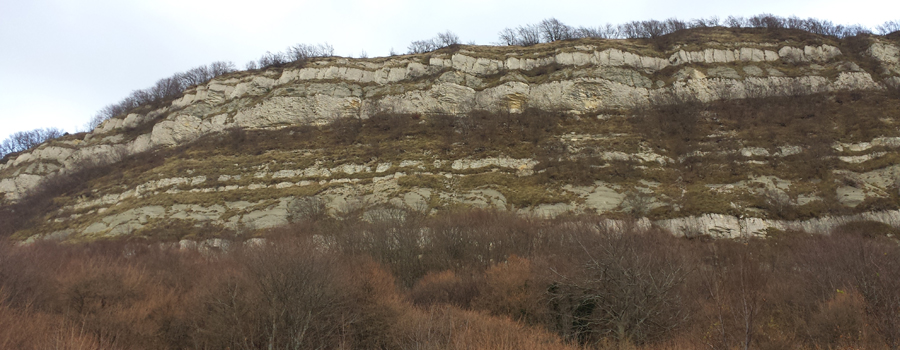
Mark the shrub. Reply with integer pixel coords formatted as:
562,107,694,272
474,256,542,322
409,270,478,308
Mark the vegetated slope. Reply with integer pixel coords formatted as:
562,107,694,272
2,215,899,349
2,27,900,242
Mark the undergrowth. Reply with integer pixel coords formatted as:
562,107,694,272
2,209,900,349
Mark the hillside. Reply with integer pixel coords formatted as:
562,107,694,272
2,27,900,242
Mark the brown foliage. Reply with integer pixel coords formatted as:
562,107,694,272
3,210,900,349
0,302,105,350
409,270,479,308
543,223,691,346
474,255,544,323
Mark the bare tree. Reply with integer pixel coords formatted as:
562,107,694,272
149,76,184,102
208,61,237,76
618,21,644,38
498,28,520,45
690,16,720,28
725,16,748,28
179,61,235,87
237,239,356,349
572,24,618,39
840,24,871,37
539,18,573,42
784,16,805,30
851,241,900,349
407,31,461,54
0,128,65,157
287,196,328,224
621,190,654,217
85,112,109,131
407,40,439,54
748,13,785,29
516,24,543,45
435,30,460,46
84,60,238,131
498,24,542,46
258,51,287,68
547,224,689,345
878,20,900,35
286,43,334,62
178,65,211,87
663,18,688,33
699,243,770,350
641,19,669,38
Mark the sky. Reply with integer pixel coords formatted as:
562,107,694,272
1,0,898,142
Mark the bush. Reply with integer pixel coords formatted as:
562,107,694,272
409,270,478,308
474,256,542,322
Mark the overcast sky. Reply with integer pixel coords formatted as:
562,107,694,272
1,0,897,142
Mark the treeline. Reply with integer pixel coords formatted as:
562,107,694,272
497,15,900,46
79,14,900,133
87,61,238,130
243,42,334,70
1,208,899,349
0,127,64,159
23,13,882,144
85,43,334,131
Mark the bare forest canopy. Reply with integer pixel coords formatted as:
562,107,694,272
1,211,900,349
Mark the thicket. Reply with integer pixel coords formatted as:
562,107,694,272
1,209,900,349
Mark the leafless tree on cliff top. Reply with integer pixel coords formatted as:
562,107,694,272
0,128,65,158
407,31,461,54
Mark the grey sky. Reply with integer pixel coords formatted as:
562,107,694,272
1,0,897,142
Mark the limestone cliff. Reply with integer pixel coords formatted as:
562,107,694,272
2,28,900,242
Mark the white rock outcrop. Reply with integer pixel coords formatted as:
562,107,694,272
3,37,899,243
868,42,900,74
657,210,900,238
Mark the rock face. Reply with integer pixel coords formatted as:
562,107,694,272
656,210,900,238
3,30,900,241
